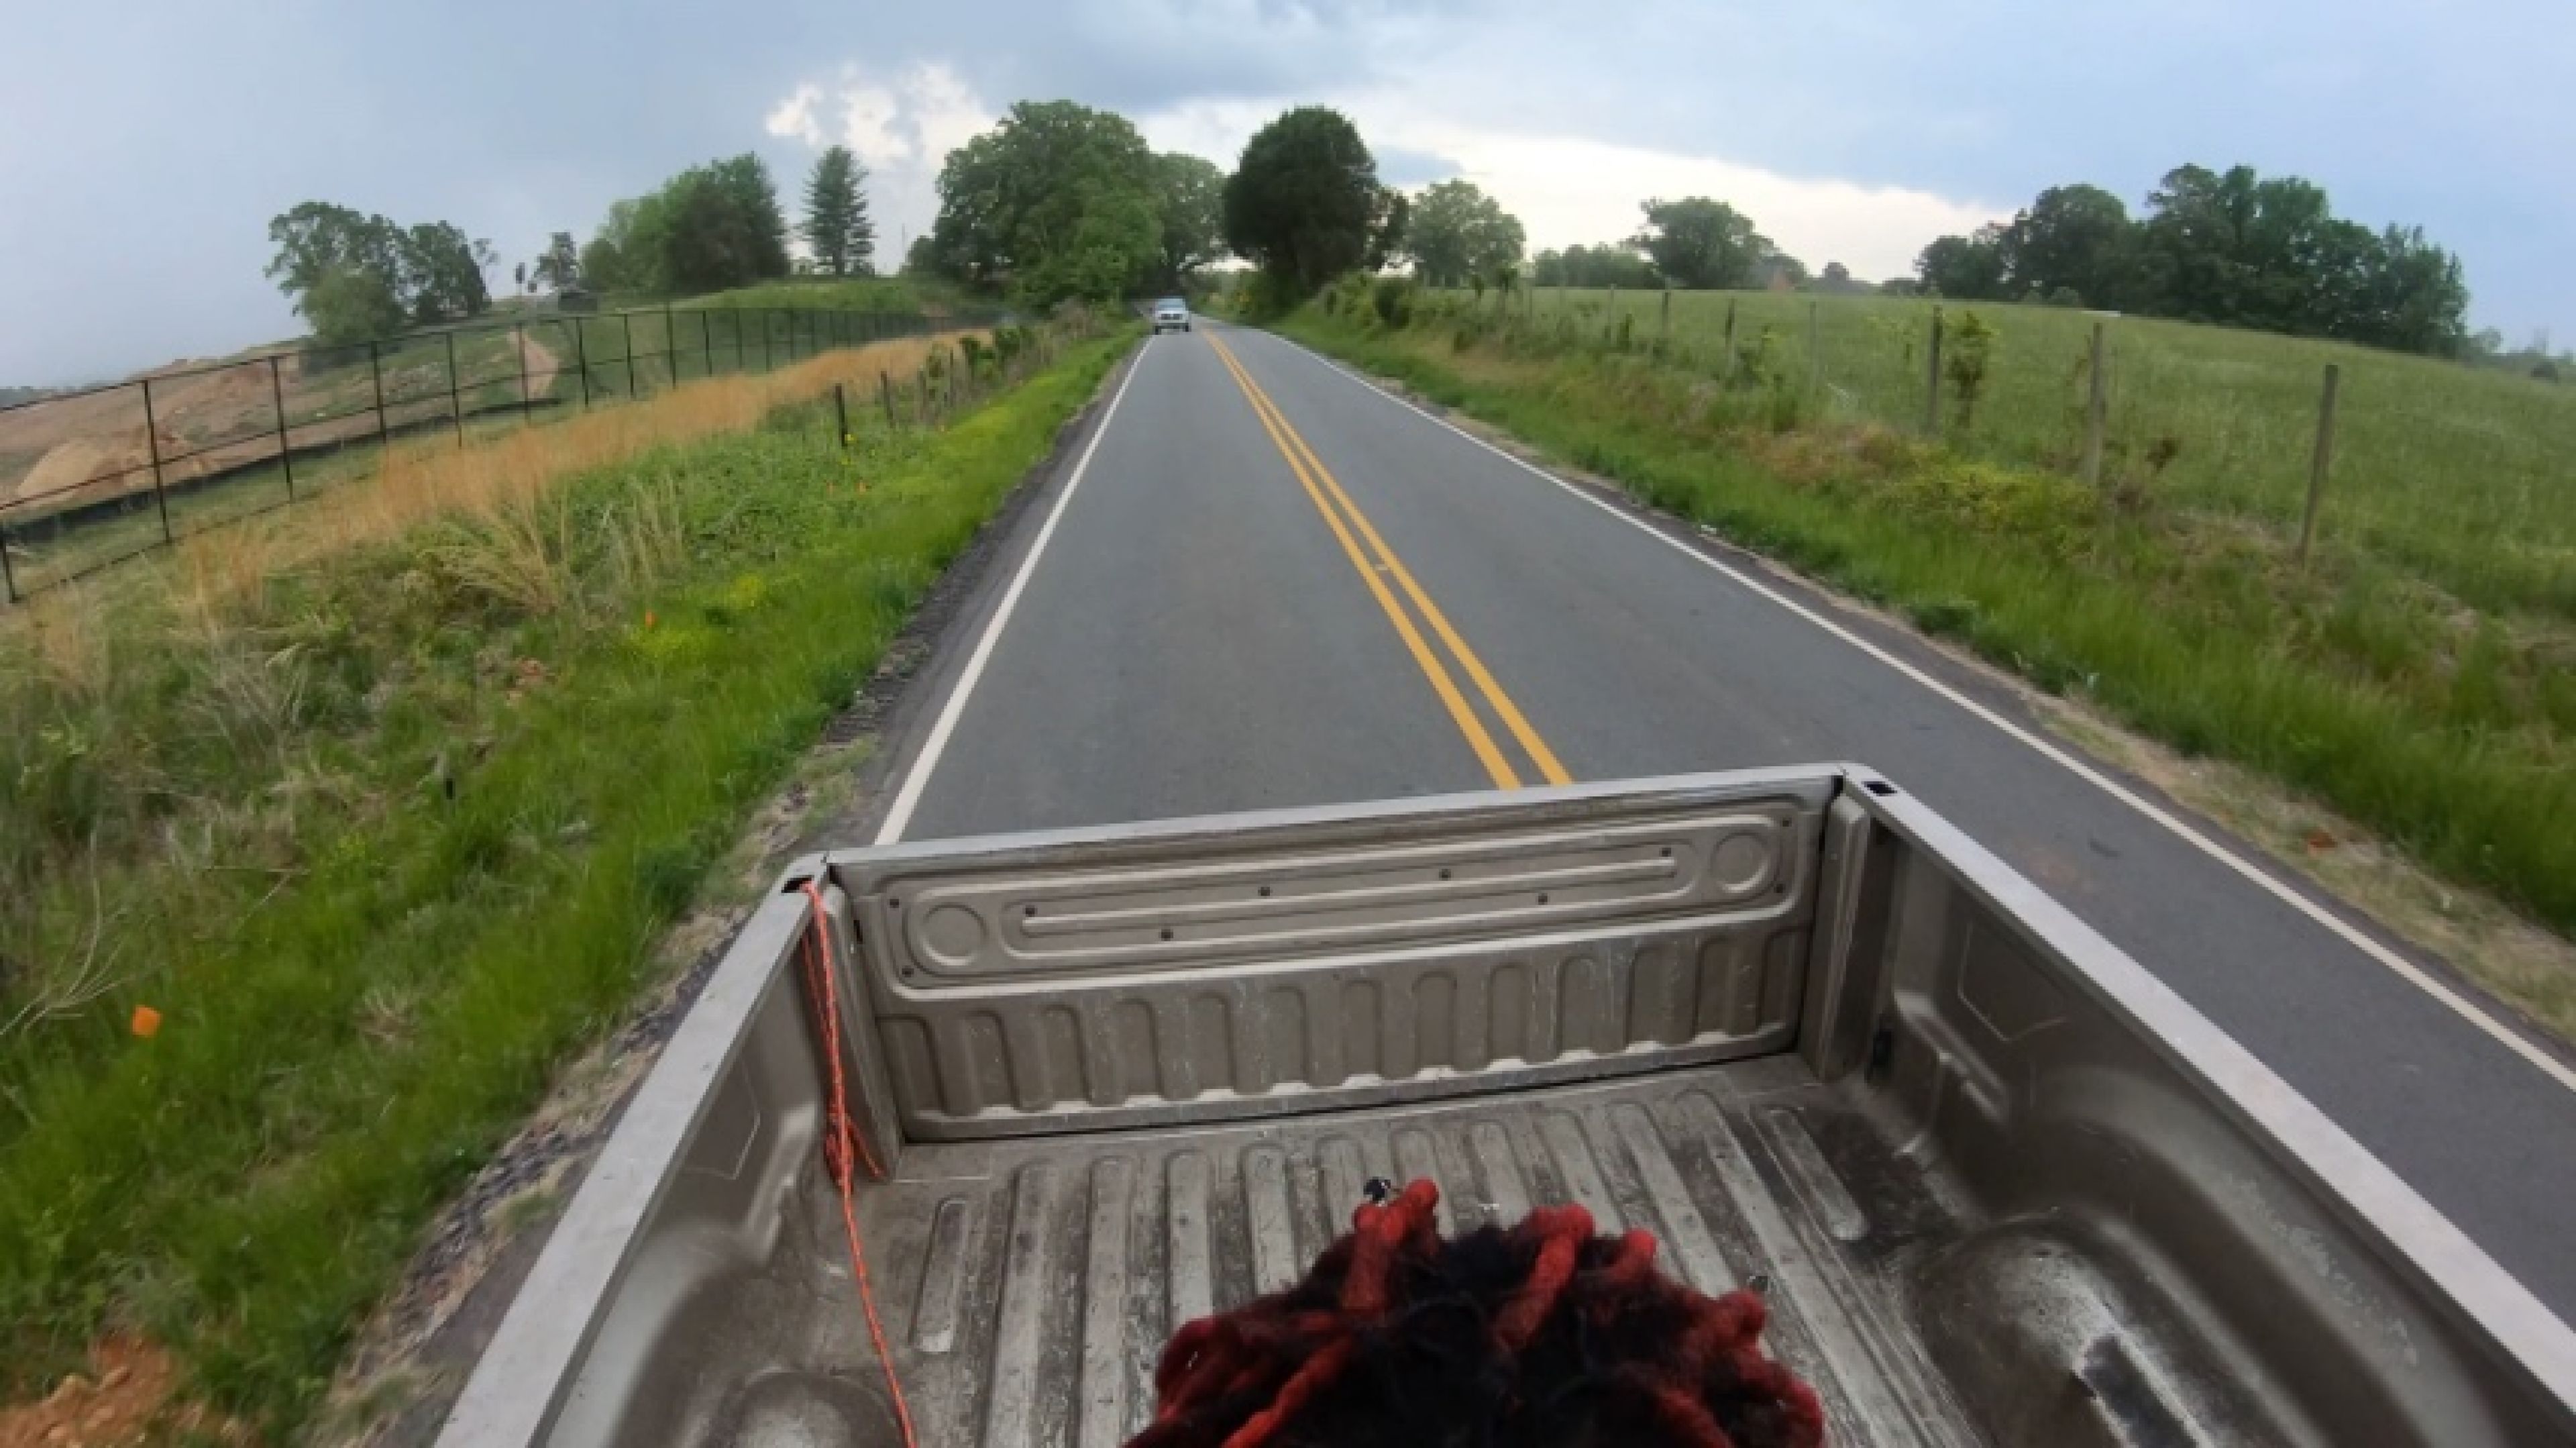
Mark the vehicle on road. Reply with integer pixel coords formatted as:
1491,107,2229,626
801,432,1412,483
441,766,2576,1447
1152,296,1191,333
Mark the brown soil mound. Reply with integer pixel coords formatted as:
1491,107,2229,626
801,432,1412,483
13,433,149,510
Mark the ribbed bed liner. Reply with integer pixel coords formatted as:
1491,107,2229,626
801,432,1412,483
782,1056,1980,1448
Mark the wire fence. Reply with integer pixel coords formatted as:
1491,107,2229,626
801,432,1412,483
0,299,1004,604
1443,285,2576,621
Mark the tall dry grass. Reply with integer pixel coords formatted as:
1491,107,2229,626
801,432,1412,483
0,329,979,689
172,331,981,598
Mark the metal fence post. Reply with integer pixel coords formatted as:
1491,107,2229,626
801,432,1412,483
445,331,466,447
572,320,592,409
2298,362,2341,567
0,512,16,605
140,377,174,544
1923,306,1944,435
2081,321,2108,488
700,309,714,378
835,382,851,449
880,370,896,428
515,323,533,421
268,355,297,501
664,302,680,386
1721,298,1738,380
620,313,637,397
369,340,391,448
762,311,773,371
1658,286,1672,350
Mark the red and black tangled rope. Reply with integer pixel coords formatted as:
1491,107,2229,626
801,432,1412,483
1126,1177,1827,1448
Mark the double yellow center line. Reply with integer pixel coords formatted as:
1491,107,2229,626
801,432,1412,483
1204,332,1570,790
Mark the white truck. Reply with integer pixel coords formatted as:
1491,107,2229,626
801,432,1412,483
439,766,2576,1447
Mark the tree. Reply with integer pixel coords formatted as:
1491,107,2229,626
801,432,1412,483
1999,184,2131,307
1632,197,1769,289
902,234,938,276
579,158,789,299
533,231,581,290
266,202,403,303
659,155,791,293
1151,152,1227,289
398,221,496,324
1224,107,1382,291
1405,180,1526,289
582,199,662,293
1915,224,2010,299
802,145,876,277
303,265,407,344
1533,242,1659,290
1366,185,1409,273
266,201,493,342
932,100,1161,305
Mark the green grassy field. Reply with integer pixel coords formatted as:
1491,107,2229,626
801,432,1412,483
0,320,1132,1431
1520,287,2576,621
1287,287,2575,969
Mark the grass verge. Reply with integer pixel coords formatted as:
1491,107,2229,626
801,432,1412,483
1276,300,2576,968
0,320,1132,1433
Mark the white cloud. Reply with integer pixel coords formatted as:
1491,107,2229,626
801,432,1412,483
767,56,2002,287
762,62,1000,263
763,83,826,148
1131,94,2004,285
1393,126,2004,282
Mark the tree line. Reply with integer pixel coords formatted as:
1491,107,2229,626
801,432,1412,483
259,107,2477,366
265,147,878,346
1912,166,2471,356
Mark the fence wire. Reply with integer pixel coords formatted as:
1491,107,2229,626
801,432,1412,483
0,300,1000,603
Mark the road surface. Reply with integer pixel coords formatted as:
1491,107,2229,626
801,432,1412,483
867,321,2576,1320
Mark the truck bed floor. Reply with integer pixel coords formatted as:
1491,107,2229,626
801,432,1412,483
688,1057,1980,1448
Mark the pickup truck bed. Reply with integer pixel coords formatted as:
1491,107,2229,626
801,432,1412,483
724,1058,1972,1448
444,768,2576,1448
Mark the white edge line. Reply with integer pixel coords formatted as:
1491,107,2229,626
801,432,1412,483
1256,329,2576,1096
871,338,1153,845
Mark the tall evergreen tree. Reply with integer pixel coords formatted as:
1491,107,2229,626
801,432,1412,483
802,146,875,278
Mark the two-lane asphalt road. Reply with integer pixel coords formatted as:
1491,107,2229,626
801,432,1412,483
869,321,2576,1319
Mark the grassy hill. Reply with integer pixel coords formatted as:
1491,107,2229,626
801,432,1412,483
1527,287,2575,622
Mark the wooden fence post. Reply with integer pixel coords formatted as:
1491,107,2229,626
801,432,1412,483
2297,362,2341,566
1923,306,1944,435
2081,321,2108,487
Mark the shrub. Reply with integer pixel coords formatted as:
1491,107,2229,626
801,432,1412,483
1944,310,1998,429
1372,276,1416,328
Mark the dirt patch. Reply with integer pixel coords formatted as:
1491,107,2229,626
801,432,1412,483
0,1338,246,1447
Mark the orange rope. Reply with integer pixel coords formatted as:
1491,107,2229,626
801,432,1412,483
800,881,918,1448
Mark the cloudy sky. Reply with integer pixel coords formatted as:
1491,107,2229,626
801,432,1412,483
2,0,2566,384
